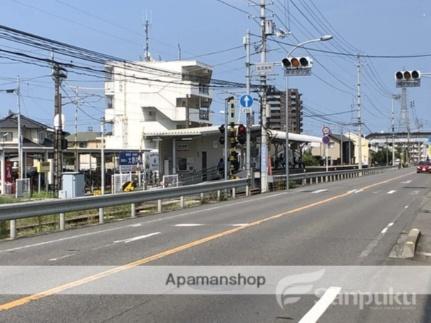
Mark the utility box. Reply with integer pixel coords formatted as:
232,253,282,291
59,172,85,199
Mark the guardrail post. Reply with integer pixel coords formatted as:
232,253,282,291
232,187,236,199
200,192,205,202
59,213,65,231
302,178,306,185
157,199,162,213
131,203,136,218
9,220,16,240
98,208,104,224
217,190,221,201
180,196,185,209
309,177,313,185
325,176,328,183
246,184,250,197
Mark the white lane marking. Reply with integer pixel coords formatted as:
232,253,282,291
113,232,160,244
380,227,389,234
311,189,328,194
299,286,341,323
0,192,286,254
174,224,204,227
411,190,420,195
401,180,412,184
231,223,249,227
417,251,431,257
129,223,142,228
405,205,409,209
49,254,75,262
347,189,363,194
387,190,396,194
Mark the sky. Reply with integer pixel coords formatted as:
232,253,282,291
0,0,430,137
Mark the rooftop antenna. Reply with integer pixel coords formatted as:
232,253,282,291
144,13,151,62
178,43,182,60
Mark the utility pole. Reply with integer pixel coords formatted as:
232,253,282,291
224,98,228,181
259,0,269,193
391,95,399,166
100,118,105,195
244,30,252,181
52,63,67,196
340,126,344,166
356,55,363,170
399,87,408,164
16,76,23,180
74,86,79,172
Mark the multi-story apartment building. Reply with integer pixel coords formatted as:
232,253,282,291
103,60,213,151
267,87,303,133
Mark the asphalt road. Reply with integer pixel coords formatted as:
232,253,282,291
0,168,430,322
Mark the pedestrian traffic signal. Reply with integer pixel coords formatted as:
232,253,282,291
395,70,421,88
229,150,239,172
61,138,68,150
218,125,225,145
237,124,246,145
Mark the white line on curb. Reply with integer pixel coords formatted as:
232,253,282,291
299,286,341,323
113,232,161,244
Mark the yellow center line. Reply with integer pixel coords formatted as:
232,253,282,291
0,171,414,312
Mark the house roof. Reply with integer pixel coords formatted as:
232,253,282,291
0,113,51,130
330,134,353,143
145,126,321,143
66,132,101,142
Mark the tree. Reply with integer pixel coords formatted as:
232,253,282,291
303,151,319,166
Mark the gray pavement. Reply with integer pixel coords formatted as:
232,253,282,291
0,168,430,322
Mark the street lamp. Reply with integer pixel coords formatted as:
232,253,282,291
283,35,333,191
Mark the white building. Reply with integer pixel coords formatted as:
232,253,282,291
104,60,213,152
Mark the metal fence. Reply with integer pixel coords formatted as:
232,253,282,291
0,166,396,239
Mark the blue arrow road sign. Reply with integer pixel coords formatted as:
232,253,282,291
240,94,253,108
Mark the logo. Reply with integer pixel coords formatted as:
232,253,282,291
275,269,325,310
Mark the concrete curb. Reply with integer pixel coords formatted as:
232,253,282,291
402,228,421,258
389,228,421,259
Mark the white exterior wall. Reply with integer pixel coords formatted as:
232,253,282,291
104,60,212,150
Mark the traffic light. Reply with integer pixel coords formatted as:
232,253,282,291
237,124,246,145
61,138,68,150
218,125,225,145
228,122,237,148
281,57,313,75
229,150,239,173
395,70,421,88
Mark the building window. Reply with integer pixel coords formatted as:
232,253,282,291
106,95,114,109
0,132,13,142
79,142,87,148
142,107,156,121
178,158,187,171
105,66,114,81
38,132,45,144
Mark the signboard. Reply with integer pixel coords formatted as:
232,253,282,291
255,63,274,75
322,136,330,145
322,127,331,136
119,152,140,166
36,161,50,173
240,95,253,108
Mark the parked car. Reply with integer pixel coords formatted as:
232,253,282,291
417,161,431,173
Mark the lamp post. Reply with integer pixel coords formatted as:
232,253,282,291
391,94,400,166
283,35,333,190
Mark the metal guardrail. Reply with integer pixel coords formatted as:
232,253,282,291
0,166,396,239
272,165,396,184
0,179,248,222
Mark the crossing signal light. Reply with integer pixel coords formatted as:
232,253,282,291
229,150,239,172
395,70,421,88
281,57,312,69
237,124,246,145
